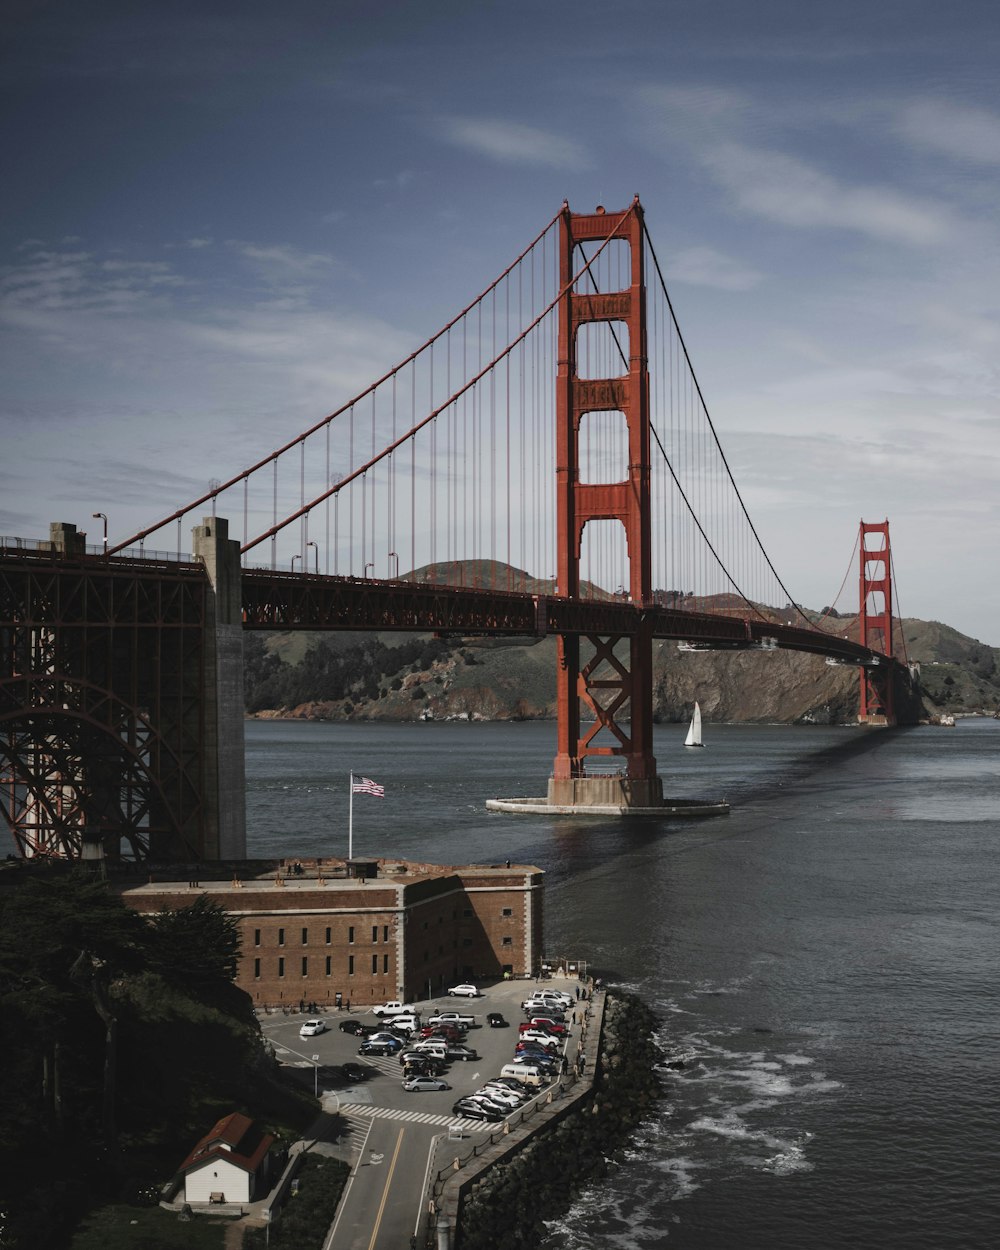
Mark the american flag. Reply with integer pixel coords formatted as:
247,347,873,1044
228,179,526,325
351,775,384,798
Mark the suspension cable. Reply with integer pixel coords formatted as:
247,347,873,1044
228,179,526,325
642,221,820,631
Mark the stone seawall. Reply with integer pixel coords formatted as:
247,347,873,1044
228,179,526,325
428,987,663,1249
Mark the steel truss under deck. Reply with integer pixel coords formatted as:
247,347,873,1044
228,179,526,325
0,547,208,861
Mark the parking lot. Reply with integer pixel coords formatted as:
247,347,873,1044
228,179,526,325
257,976,594,1249
258,976,587,1125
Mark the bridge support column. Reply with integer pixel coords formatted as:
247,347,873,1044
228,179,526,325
858,519,896,725
193,516,246,858
550,199,661,809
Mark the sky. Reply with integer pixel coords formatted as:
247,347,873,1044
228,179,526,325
2,0,999,645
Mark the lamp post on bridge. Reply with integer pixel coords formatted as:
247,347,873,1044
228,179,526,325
92,512,108,557
388,551,399,579
364,562,374,578
306,540,318,574
291,553,301,573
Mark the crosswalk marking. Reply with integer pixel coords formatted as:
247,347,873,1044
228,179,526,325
344,1104,492,1132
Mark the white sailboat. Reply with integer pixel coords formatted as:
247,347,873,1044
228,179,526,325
684,701,705,748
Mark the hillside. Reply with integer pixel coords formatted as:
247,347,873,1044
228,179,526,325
243,572,1000,725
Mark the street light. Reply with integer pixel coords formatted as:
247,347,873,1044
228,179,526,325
92,512,108,555
306,540,319,574
291,554,301,572
312,1053,320,1097
364,562,375,578
388,551,399,579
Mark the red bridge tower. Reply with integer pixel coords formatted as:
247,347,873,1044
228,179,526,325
858,519,896,725
548,199,663,809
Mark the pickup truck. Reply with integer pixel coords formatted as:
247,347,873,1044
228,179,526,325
426,1010,478,1029
372,1001,417,1018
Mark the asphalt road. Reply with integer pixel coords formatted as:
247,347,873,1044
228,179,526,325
259,978,585,1249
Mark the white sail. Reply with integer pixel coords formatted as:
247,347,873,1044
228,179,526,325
684,701,704,748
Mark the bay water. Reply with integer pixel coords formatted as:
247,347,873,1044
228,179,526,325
246,716,1000,1248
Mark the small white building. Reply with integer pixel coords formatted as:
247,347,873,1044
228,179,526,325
178,1111,275,1205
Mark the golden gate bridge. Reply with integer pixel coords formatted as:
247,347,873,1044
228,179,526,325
0,198,915,862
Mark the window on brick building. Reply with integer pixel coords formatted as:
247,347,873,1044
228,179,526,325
325,956,331,976
278,928,285,946
302,957,308,976
325,927,331,944
302,927,308,945
278,957,285,978
254,958,260,979
502,908,513,917
348,955,354,975
371,955,378,974
383,925,389,941
383,954,389,974
254,929,261,947
372,925,378,943
348,926,355,944
502,937,513,946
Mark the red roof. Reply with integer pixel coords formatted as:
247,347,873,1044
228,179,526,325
178,1112,274,1176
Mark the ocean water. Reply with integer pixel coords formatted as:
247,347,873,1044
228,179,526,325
245,716,1000,1248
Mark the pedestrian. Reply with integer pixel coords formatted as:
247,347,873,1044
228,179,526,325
575,985,580,1000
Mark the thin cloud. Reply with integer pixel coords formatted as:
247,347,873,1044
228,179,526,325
436,116,591,169
668,246,762,291
227,242,334,275
702,143,955,245
896,99,1000,165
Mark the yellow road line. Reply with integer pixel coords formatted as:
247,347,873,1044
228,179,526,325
367,1126,405,1250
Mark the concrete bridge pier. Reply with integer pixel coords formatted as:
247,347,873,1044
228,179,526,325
192,516,246,859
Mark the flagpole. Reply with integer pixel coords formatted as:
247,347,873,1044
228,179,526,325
348,772,353,861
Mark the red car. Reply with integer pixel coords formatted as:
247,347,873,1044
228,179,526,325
419,1024,464,1042
522,1018,568,1035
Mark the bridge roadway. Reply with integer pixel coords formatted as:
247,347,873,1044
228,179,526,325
259,976,590,1249
0,542,888,668
240,566,886,668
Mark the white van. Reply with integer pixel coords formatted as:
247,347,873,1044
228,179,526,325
414,1040,447,1059
388,1014,421,1035
501,1062,545,1087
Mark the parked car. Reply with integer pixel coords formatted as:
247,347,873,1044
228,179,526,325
511,1050,559,1071
299,1018,327,1037
490,1075,531,1093
477,1084,526,1108
452,1100,505,1122
372,1000,417,1018
339,1019,375,1036
486,1012,509,1028
459,1092,511,1115
359,1040,400,1056
419,1024,465,1041
402,1060,446,1079
515,1043,560,1063
519,1029,561,1049
427,1011,478,1028
447,983,480,997
399,1050,447,1072
526,1016,567,1033
368,1031,405,1046
445,1044,479,1062
403,1075,452,1092
482,1079,531,1102
341,1062,368,1082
